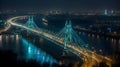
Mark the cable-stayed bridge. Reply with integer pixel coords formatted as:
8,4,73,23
7,16,112,67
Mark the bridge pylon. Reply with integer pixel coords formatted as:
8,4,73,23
26,16,39,34
26,16,38,29
64,20,72,49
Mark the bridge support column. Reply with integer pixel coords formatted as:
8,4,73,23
26,16,39,34
64,20,72,49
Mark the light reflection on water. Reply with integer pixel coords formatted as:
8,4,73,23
21,38,58,65
0,34,58,66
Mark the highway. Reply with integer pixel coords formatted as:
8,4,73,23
7,16,112,67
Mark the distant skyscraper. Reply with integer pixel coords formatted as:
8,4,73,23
104,9,108,15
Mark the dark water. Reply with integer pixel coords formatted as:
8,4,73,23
79,32,120,55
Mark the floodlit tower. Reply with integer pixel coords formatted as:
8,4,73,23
64,20,72,49
57,20,87,50
26,16,38,29
104,9,108,15
26,16,39,34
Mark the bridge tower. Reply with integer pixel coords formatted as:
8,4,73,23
64,20,72,49
26,16,38,29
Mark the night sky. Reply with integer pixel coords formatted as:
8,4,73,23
0,0,120,9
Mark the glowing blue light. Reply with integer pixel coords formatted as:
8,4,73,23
21,38,58,65
56,20,87,48
26,16,39,29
